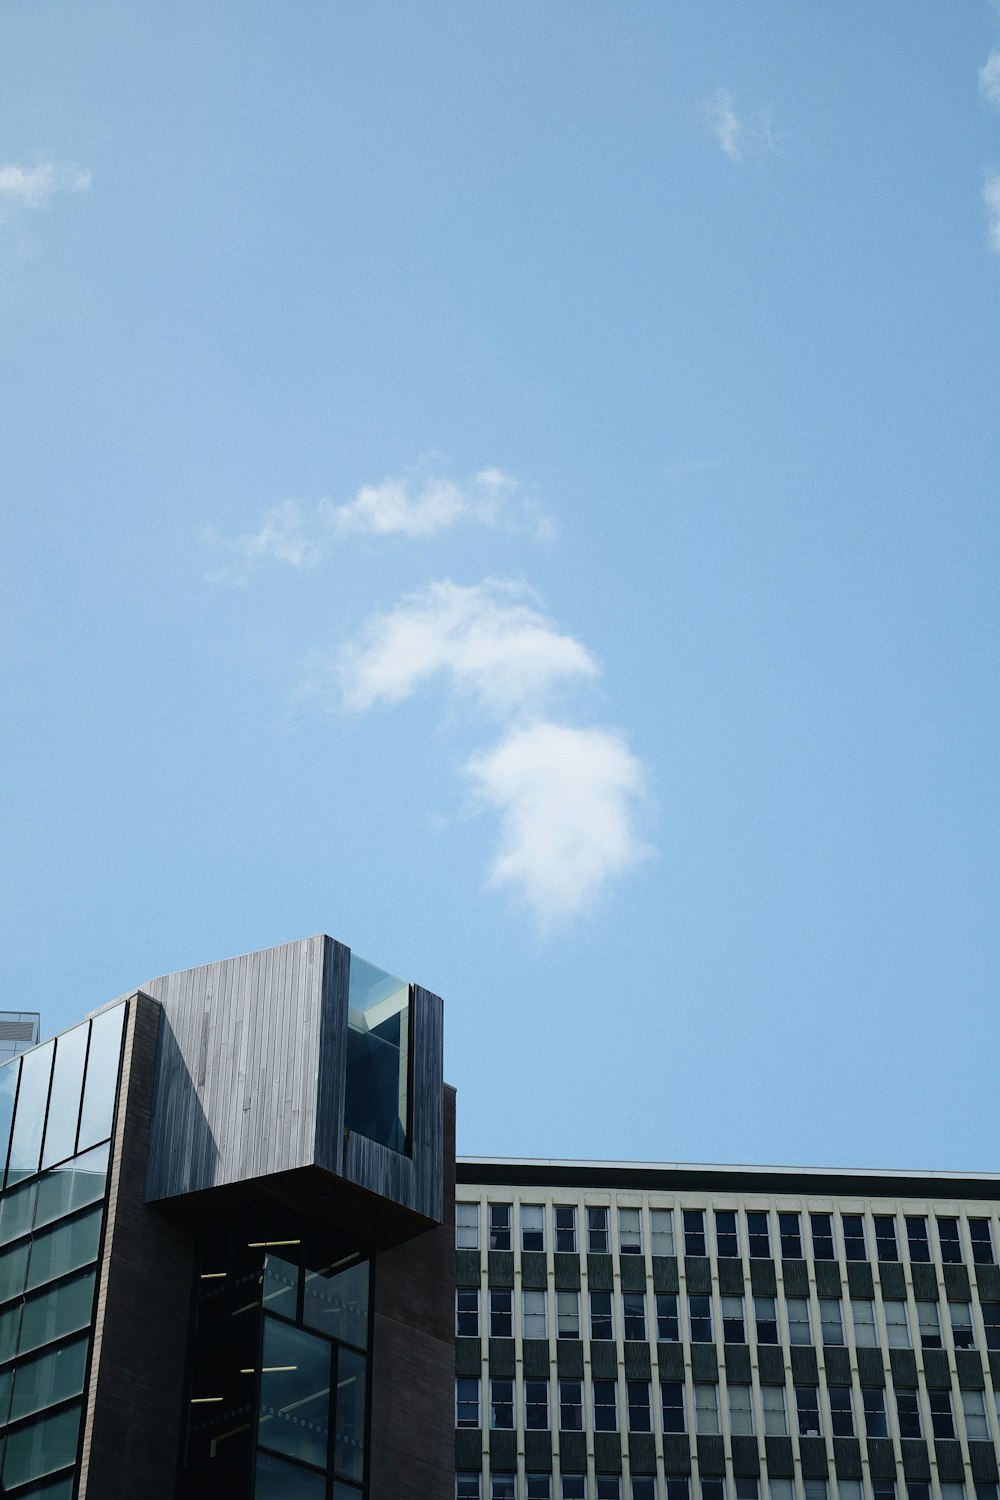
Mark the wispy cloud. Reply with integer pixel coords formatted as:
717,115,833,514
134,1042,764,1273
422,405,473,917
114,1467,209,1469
204,469,553,583
0,164,92,209
305,579,598,717
984,172,1000,254
704,87,775,163
466,723,650,926
980,51,1000,109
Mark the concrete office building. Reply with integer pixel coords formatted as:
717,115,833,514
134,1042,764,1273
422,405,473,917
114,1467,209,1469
0,937,454,1500
453,1160,1000,1500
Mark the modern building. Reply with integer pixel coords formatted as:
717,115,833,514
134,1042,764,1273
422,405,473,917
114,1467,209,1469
0,936,454,1500
0,1017,39,1068
453,1159,1000,1500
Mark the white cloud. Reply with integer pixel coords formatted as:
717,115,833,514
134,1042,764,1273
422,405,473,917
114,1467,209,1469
205,469,552,581
313,578,598,716
0,164,92,209
704,87,775,163
980,51,1000,108
984,173,1000,253
466,722,651,925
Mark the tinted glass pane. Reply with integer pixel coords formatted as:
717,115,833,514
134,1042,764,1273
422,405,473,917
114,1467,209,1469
18,1270,96,1356
1,1402,81,1487
0,1238,30,1302
303,1257,368,1349
7,1042,55,1186
25,1205,103,1292
0,1301,22,1361
41,1024,90,1170
333,1485,363,1500
0,1364,11,1425
0,1177,37,1245
344,957,409,1152
254,1451,326,1499
262,1254,299,1319
258,1318,331,1470
34,1145,109,1230
10,1479,75,1500
10,1337,89,1421
77,1005,125,1152
0,1059,20,1180
334,1346,366,1483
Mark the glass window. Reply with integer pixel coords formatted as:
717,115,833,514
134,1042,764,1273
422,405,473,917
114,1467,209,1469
255,1453,326,1499
456,1203,479,1249
905,1217,930,1262
722,1296,745,1344
17,1269,96,1356
786,1297,812,1345
598,1482,622,1500
627,1379,651,1431
747,1212,770,1258
841,1215,867,1262
929,1389,955,1439
1,1402,81,1488
457,1477,483,1500
819,1299,843,1345
962,1389,989,1439
906,1489,930,1500
735,1483,758,1500
874,1215,898,1261
632,1482,656,1500
810,1213,835,1260
917,1301,941,1349
489,1204,512,1251
701,1482,725,1500
661,1381,685,1432
456,1377,480,1428
557,1290,579,1339
656,1293,679,1341
490,1378,514,1428
688,1295,712,1343
950,1301,974,1349
490,1290,513,1338
683,1209,706,1256
728,1385,753,1435
884,1301,910,1348
664,1486,688,1500
622,1292,646,1341
796,1386,821,1437
862,1386,888,1437
258,1319,332,1471
761,1385,787,1436
940,1488,965,1500
76,1005,125,1153
0,1176,36,1246
525,1379,549,1430
983,1302,1000,1349
562,1480,586,1500
593,1379,618,1430
344,957,408,1152
559,1379,583,1430
0,1058,20,1183
0,1300,23,1362
522,1205,545,1252
754,1296,777,1345
34,1145,109,1230
873,1487,897,1500
970,1220,995,1265
851,1299,878,1347
803,1486,827,1500
6,1041,55,1186
715,1210,739,1258
0,1238,30,1302
937,1218,963,1264
40,1024,89,1170
555,1206,577,1253
896,1390,922,1438
457,1289,480,1338
9,1335,88,1422
651,1209,674,1256
769,1484,795,1500
590,1291,614,1340
587,1207,610,1254
778,1213,802,1258
303,1256,368,1349
618,1208,642,1255
493,1477,517,1500
25,1205,102,1293
695,1383,720,1434
523,1290,547,1340
828,1387,854,1437
529,1479,553,1500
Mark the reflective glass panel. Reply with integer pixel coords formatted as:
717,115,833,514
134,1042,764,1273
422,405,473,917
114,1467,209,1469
262,1254,299,1319
0,1177,37,1245
333,1484,363,1500
34,1145,109,1230
76,1005,125,1152
9,1336,89,1421
334,1346,366,1483
17,1270,96,1357
0,1363,11,1425
25,1205,103,1292
0,1238,30,1302
303,1257,368,1349
344,957,409,1153
7,1042,55,1186
1,1402,81,1487
9,1479,75,1500
0,1301,22,1361
41,1024,89,1170
254,1451,326,1499
258,1317,331,1470
0,1059,20,1180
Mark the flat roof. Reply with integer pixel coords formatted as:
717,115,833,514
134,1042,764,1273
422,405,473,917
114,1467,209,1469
456,1156,1000,1202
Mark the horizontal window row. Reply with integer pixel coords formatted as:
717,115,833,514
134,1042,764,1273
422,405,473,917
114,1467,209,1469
457,1204,997,1268
0,1145,108,1250
0,1267,97,1365
0,1205,103,1311
0,1398,81,1492
457,1288,1000,1352
458,1479,1000,1500
455,1375,999,1443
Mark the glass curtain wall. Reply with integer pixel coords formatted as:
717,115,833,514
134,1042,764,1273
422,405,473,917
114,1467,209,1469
0,1003,126,1499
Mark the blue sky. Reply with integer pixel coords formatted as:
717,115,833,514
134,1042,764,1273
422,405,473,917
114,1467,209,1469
2,2,998,1171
